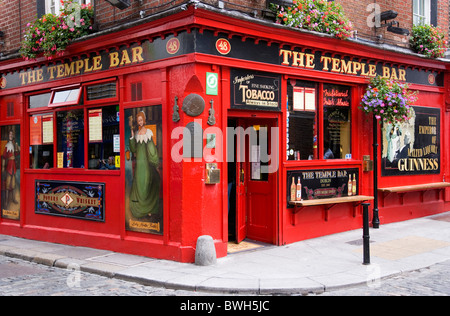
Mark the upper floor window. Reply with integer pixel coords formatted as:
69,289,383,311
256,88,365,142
45,0,91,15
413,0,437,26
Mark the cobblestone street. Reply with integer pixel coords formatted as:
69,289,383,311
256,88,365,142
1,254,449,296
318,260,450,296
0,255,214,296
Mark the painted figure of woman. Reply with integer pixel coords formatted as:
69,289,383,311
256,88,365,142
2,130,20,208
129,111,160,218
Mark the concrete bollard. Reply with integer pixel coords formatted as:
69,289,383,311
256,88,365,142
195,235,217,266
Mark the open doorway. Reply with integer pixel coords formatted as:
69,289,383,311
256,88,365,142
227,117,278,245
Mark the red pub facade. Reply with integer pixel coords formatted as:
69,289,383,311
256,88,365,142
0,1,450,263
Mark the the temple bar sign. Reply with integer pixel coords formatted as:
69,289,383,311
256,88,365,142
279,48,407,81
278,47,440,85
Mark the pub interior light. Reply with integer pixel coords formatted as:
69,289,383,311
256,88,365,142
105,0,131,10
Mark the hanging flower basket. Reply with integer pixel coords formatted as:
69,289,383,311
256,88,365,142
270,0,353,39
360,76,418,124
410,24,448,59
20,0,94,60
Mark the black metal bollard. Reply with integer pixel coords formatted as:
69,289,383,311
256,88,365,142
362,203,371,265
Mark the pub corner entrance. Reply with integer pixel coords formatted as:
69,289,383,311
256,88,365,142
227,117,278,245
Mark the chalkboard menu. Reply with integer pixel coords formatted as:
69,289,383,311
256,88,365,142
287,168,359,208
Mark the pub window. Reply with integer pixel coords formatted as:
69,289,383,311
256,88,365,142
86,81,117,102
287,80,352,161
29,92,51,109
323,83,351,159
49,85,82,107
57,109,85,168
28,79,120,170
30,113,54,169
88,105,120,170
287,79,318,160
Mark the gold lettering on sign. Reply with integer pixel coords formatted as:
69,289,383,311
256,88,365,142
280,48,407,81
18,45,146,86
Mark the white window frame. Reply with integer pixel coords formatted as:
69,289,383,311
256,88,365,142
413,0,431,25
45,0,91,15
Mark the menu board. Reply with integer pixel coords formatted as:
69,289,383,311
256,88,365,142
42,115,53,144
293,87,316,111
88,109,103,142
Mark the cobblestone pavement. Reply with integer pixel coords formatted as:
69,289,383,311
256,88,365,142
0,255,218,296
318,260,450,296
1,254,449,296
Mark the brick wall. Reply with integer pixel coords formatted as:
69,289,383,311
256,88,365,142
336,0,449,45
0,0,38,56
0,0,449,57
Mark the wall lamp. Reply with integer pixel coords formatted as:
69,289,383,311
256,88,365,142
105,0,131,10
375,10,410,36
387,24,410,36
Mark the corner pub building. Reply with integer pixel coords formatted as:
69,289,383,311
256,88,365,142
0,0,450,262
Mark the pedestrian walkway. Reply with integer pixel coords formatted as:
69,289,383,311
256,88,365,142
1,212,450,295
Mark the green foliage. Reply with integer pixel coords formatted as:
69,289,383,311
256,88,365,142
410,24,447,58
20,0,94,60
360,76,418,124
270,0,353,39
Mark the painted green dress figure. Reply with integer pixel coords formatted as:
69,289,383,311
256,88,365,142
129,111,160,218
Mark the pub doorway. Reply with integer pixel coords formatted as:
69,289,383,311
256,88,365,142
227,117,278,245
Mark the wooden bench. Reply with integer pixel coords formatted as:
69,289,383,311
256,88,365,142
289,195,374,225
378,182,450,205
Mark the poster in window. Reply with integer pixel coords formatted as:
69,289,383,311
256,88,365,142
88,109,103,143
293,87,304,111
124,105,163,234
30,116,42,145
42,115,54,144
382,106,440,176
304,88,316,111
1,125,20,220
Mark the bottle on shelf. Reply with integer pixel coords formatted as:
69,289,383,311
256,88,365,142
290,177,296,201
352,174,357,195
348,174,352,196
296,177,302,201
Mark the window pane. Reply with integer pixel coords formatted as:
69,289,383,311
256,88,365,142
30,113,54,169
57,109,84,168
52,88,80,104
88,105,120,170
323,84,351,159
87,82,117,101
287,80,318,160
29,93,51,109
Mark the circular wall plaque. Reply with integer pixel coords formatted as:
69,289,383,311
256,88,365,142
182,94,205,117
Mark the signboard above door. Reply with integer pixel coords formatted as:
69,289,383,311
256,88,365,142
230,69,281,111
